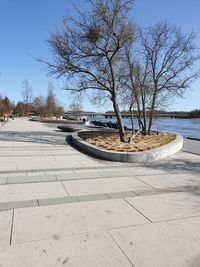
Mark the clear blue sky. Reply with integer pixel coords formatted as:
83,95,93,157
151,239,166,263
0,0,199,111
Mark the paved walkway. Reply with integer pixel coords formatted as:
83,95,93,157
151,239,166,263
0,118,200,266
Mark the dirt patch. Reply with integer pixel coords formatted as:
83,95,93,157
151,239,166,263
78,131,176,152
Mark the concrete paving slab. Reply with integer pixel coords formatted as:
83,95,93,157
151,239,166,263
62,177,152,196
137,173,200,190
12,199,149,244
79,160,109,168
183,138,200,155
77,193,109,202
74,168,104,173
57,172,102,181
16,156,56,165
17,162,80,171
0,210,12,247
99,169,136,178
0,182,67,203
0,231,132,267
126,191,200,222
27,171,46,176
0,177,7,184
0,200,38,211
170,151,200,161
38,197,78,206
110,216,200,267
0,163,17,171
129,166,172,176
100,167,169,178
3,172,27,178
7,175,57,184
45,170,74,176
107,191,136,199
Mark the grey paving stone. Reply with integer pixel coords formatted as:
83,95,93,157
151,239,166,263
0,177,7,184
56,172,102,181
0,231,133,267
77,193,110,202
110,216,200,267
0,210,13,247
45,170,74,176
99,170,134,178
4,172,27,178
0,200,38,211
107,191,137,199
27,172,46,177
7,175,57,184
38,197,78,206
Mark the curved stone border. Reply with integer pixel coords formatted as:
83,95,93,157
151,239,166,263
71,132,183,163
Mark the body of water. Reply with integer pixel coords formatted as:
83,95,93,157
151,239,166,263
93,115,200,139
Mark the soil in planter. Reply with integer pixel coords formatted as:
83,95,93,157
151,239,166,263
78,131,176,152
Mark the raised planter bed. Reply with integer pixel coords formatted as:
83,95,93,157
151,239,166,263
71,131,183,163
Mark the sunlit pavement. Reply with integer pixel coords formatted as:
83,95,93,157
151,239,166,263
0,117,200,266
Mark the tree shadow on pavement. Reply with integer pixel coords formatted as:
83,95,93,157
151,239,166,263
0,131,69,145
145,157,200,176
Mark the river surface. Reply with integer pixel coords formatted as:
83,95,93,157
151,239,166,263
93,115,200,139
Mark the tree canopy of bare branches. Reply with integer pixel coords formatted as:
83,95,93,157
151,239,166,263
125,22,199,133
21,80,33,116
38,0,199,140
38,0,135,142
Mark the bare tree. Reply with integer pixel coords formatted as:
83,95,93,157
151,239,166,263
126,23,199,134
54,105,64,118
68,100,83,120
45,83,57,117
33,96,45,117
21,80,33,116
38,0,135,142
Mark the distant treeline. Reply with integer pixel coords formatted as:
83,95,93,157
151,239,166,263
105,109,200,118
188,109,200,118
154,109,200,118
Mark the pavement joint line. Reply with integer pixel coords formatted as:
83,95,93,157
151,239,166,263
134,176,157,190
123,198,153,223
131,190,139,196
6,229,112,247
0,164,191,175
59,181,70,196
0,185,200,211
105,193,111,199
54,174,59,181
183,150,200,156
0,190,149,211
10,224,153,247
9,209,14,245
107,230,134,267
0,153,81,157
149,214,200,224
0,172,178,186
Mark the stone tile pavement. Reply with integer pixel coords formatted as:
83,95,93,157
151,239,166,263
0,117,200,266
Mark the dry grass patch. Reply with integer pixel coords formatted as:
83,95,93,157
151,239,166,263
78,131,176,152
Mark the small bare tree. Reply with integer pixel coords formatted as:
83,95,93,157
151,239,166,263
38,0,136,142
45,83,57,117
21,80,33,116
33,96,45,117
68,100,83,119
126,23,199,134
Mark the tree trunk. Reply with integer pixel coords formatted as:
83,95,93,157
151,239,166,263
129,106,134,134
142,99,147,133
148,88,157,134
112,97,125,142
